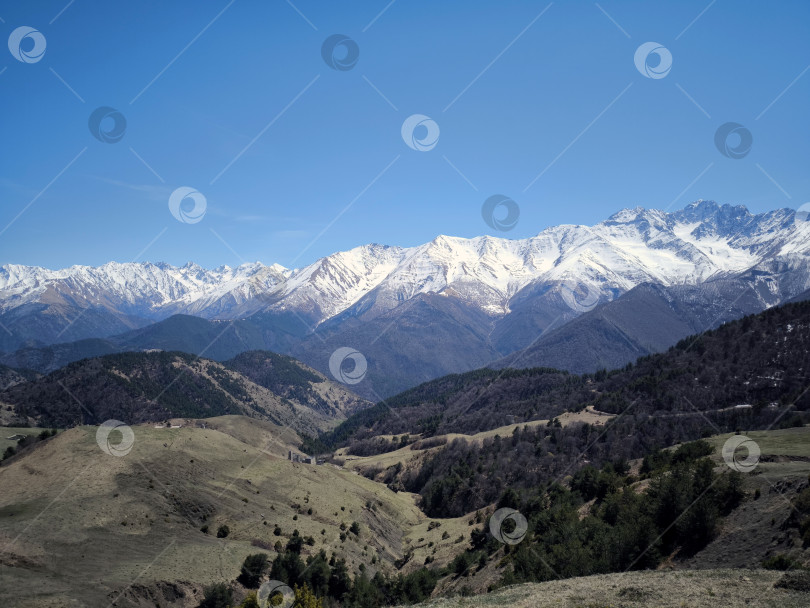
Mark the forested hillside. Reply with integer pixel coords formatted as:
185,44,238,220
317,300,810,517
1,350,370,435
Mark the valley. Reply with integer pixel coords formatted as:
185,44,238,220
1,204,809,607
1,298,809,606
2,416,809,606
4,0,809,604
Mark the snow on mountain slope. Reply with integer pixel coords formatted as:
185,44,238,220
2,201,809,328
275,244,408,320
0,261,291,319
270,201,808,320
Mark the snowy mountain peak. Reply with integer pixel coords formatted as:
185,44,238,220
1,202,808,329
606,206,648,223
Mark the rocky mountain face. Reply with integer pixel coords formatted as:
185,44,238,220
2,201,809,397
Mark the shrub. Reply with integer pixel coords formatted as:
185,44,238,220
238,553,269,588
286,534,303,554
763,553,803,570
293,583,323,608
239,592,260,608
199,582,232,608
774,571,810,592
451,552,473,577
216,524,230,538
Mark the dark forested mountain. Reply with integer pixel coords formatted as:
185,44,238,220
0,300,152,354
0,350,370,436
321,299,810,516
324,298,810,444
0,364,38,391
2,315,263,372
494,278,782,373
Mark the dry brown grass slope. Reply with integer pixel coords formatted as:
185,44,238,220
403,569,810,608
0,417,452,607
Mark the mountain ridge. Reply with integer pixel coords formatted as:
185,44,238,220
3,201,809,398
0,349,371,435
3,201,807,344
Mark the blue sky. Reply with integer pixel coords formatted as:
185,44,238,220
1,0,809,270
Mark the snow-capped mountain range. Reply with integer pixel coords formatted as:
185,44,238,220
3,200,810,398
2,200,808,330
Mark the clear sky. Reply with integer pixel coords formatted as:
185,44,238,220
1,0,809,270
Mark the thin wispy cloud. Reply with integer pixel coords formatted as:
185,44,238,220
90,176,173,202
